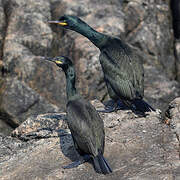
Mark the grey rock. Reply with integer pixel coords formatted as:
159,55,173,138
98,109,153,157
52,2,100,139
0,0,68,133
174,40,180,81
0,99,180,179
166,97,180,143
0,77,60,126
123,0,175,79
144,64,180,111
171,0,180,39
0,119,13,136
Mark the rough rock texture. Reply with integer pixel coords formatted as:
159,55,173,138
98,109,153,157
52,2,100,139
174,40,180,81
144,64,180,112
171,0,180,82
0,99,180,179
123,0,175,79
166,97,180,143
171,0,180,39
0,0,68,131
0,0,179,134
0,77,60,127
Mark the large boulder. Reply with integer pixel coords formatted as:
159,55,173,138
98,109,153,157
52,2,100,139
0,99,179,179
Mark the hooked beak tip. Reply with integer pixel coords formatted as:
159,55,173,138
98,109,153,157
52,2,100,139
48,21,68,26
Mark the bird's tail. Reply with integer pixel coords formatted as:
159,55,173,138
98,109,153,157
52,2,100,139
133,99,155,113
93,153,112,174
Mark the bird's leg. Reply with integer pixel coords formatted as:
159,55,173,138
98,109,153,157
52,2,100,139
97,100,117,113
62,154,91,169
98,99,126,113
128,102,147,117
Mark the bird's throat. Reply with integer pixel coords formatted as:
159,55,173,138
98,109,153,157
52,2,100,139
65,67,77,101
74,22,107,49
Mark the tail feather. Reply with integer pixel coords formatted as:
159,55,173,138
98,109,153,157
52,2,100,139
133,99,155,113
93,153,112,174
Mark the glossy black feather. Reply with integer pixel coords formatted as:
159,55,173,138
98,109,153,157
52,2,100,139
67,97,105,156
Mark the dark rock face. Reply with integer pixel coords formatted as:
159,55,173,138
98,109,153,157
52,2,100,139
0,0,69,132
0,0,179,134
144,64,180,111
0,77,60,126
171,0,180,39
0,100,180,179
123,0,175,79
170,0,180,82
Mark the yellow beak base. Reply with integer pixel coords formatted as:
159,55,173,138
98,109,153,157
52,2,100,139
58,22,68,26
55,60,63,64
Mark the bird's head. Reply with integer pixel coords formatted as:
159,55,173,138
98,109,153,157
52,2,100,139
45,56,73,71
48,15,82,30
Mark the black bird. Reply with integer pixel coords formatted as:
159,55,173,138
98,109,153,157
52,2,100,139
45,56,112,174
49,15,155,115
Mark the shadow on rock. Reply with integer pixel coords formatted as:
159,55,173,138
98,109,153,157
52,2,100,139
57,129,82,165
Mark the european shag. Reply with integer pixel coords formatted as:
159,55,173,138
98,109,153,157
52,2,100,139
48,15,155,115
45,56,112,174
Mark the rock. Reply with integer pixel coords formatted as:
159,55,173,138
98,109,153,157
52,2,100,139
170,0,180,39
0,119,13,136
174,40,180,82
0,77,60,127
0,100,179,179
11,112,68,141
165,97,180,143
144,64,180,111
170,0,180,83
0,0,6,58
123,0,175,79
0,0,69,133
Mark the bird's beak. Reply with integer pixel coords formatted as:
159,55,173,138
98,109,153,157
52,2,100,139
45,57,63,65
48,20,68,26
45,57,55,62
55,60,63,64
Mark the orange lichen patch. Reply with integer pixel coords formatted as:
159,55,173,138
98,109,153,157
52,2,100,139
164,118,170,125
95,27,104,33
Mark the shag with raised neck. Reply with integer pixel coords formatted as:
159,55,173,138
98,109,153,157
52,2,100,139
45,56,112,174
49,15,155,115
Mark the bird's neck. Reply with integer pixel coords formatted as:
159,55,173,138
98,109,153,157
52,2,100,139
74,22,107,49
65,66,77,101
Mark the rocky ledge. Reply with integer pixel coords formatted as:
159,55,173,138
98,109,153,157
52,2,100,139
0,99,180,180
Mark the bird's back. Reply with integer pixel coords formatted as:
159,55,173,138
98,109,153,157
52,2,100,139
99,37,144,100
67,96,105,156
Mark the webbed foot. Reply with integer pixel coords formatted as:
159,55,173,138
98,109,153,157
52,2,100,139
62,154,90,169
98,100,126,113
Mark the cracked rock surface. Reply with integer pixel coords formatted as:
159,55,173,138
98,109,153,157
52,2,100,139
0,99,179,180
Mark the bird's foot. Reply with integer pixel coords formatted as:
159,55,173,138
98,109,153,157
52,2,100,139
62,155,90,169
131,104,146,117
98,100,126,113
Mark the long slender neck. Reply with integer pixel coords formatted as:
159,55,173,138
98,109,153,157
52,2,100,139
73,21,107,49
64,66,77,101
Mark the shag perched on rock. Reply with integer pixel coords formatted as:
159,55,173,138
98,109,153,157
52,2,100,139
49,15,155,115
45,56,112,174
